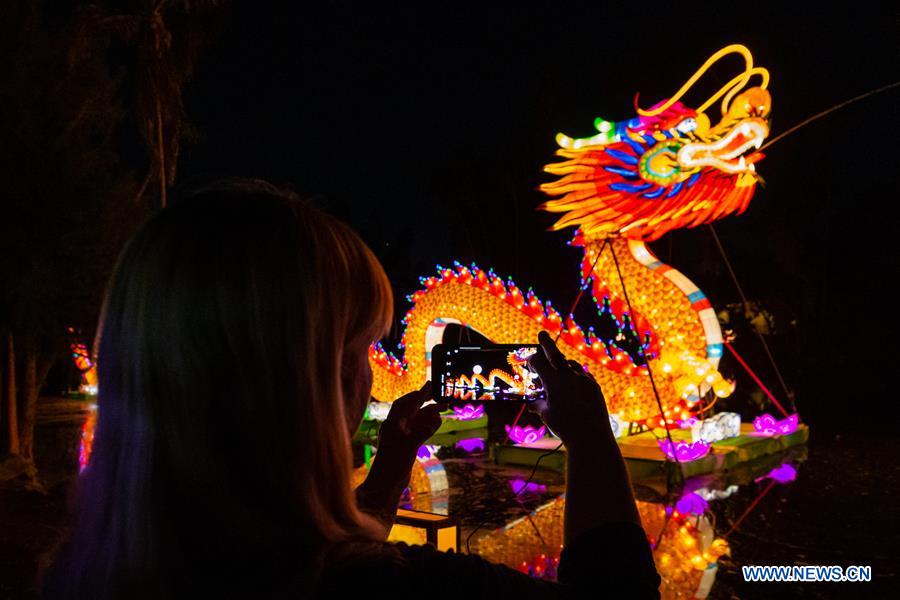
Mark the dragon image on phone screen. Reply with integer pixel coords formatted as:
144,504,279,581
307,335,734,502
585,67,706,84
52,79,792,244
433,345,546,402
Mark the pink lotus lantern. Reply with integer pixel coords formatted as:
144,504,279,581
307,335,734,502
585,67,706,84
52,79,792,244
505,424,546,445
752,413,799,436
657,438,711,461
452,403,485,421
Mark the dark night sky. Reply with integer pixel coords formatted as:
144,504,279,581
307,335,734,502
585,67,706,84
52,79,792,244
178,4,899,428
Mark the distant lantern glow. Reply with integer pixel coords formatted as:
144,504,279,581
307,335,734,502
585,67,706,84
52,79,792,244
71,341,98,396
78,406,97,473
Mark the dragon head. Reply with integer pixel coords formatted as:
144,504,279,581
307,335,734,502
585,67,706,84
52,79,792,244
677,87,770,180
540,45,771,241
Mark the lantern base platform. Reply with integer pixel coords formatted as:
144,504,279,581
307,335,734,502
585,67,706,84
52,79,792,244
428,427,489,448
492,423,810,481
355,413,488,444
435,414,489,434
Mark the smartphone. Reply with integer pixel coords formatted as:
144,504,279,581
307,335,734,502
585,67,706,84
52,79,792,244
431,344,546,403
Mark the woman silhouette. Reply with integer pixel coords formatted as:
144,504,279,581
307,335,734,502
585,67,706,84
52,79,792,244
43,180,659,598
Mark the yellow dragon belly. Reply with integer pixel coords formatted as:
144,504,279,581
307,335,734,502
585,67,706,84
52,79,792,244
370,237,731,425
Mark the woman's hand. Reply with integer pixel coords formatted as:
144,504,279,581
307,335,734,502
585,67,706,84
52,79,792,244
376,381,445,461
528,331,613,450
529,331,641,539
355,383,445,534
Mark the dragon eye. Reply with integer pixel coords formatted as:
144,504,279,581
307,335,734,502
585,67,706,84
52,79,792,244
675,118,697,133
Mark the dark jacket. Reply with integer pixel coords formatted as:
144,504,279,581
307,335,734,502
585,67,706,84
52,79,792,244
318,521,661,598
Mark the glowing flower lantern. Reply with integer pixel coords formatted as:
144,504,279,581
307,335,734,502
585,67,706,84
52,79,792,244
677,417,699,429
416,444,440,460
756,462,798,484
455,437,486,453
658,439,711,462
450,403,485,421
509,479,547,495
675,492,709,516
752,413,799,436
505,424,547,445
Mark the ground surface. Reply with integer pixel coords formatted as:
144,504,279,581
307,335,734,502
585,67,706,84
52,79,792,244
1,403,897,599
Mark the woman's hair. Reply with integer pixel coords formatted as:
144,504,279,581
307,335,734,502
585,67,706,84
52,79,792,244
44,180,393,597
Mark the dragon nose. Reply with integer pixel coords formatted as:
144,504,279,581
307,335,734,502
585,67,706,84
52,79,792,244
750,104,770,118
745,87,772,118
728,87,771,120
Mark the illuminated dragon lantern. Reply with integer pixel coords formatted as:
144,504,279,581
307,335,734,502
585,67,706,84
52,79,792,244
370,45,771,426
443,347,540,401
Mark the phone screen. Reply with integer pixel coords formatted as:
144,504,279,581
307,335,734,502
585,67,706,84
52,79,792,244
432,344,545,403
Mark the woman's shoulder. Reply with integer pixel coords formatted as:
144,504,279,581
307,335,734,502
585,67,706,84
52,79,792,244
321,537,494,574
319,538,468,577
316,539,423,593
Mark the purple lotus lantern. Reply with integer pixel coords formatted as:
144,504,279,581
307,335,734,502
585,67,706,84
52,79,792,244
452,403,485,421
657,439,711,462
455,437,486,454
505,424,546,445
675,492,709,515
752,413,799,436
416,444,439,460
756,462,797,484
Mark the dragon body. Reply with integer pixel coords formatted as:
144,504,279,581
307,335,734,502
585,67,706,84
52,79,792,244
443,347,540,401
371,45,772,426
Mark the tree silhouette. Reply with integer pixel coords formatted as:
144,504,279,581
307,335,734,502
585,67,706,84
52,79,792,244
0,2,148,476
71,0,222,207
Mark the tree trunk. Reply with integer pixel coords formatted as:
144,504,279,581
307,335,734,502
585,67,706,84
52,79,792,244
156,94,166,208
0,342,3,440
6,333,19,455
19,341,38,460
